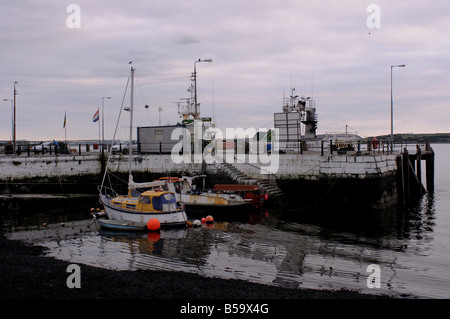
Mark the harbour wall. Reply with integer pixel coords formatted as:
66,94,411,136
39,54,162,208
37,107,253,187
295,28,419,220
214,153,399,210
0,153,399,210
227,153,397,180
0,153,397,182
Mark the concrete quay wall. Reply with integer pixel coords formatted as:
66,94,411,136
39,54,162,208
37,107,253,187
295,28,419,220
0,153,399,209
0,153,397,181
231,153,398,180
0,155,101,181
0,154,203,181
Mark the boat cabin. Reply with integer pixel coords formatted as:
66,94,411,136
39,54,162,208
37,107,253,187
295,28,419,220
111,190,179,213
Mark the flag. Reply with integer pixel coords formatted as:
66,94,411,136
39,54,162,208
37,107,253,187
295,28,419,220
63,112,66,128
92,109,99,122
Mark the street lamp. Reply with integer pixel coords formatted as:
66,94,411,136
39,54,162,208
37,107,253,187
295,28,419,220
102,96,111,153
193,58,212,119
158,107,163,126
390,64,405,149
13,81,18,150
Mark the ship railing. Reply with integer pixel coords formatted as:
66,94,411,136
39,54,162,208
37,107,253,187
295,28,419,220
278,138,429,156
98,185,119,199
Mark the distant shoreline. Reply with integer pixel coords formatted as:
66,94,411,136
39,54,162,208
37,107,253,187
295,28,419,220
2,132,450,145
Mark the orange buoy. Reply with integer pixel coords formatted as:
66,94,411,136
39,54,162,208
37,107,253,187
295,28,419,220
201,217,206,223
147,218,160,231
205,215,214,223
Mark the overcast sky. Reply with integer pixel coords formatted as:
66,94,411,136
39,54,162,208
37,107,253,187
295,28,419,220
1,0,449,142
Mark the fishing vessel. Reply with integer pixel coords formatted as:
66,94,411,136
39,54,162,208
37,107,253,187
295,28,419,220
98,67,188,228
213,184,268,208
133,176,252,213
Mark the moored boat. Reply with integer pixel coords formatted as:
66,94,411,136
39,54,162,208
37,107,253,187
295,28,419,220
98,66,188,229
99,189,188,227
213,184,268,208
132,176,251,213
97,219,148,231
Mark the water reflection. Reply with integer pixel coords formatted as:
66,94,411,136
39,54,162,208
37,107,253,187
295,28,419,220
1,192,440,297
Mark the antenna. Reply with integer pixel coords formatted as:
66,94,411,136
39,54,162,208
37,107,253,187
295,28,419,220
212,76,215,126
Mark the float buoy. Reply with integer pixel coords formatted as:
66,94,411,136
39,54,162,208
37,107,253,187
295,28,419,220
193,219,201,227
372,137,378,150
147,218,160,231
205,215,214,223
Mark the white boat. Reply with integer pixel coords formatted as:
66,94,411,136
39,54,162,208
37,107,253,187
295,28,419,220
97,219,147,231
125,176,251,214
98,66,188,228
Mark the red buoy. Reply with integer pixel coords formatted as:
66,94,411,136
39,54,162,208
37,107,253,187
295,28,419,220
147,218,160,231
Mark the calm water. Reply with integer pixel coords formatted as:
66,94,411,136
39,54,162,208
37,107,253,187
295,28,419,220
3,144,450,298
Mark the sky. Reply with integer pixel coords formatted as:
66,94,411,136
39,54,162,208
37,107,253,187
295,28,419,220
0,0,449,142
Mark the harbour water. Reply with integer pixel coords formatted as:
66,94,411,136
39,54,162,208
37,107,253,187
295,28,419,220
3,144,450,299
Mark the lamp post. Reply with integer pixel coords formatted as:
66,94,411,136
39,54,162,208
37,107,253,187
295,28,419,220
102,96,111,153
13,81,18,150
390,64,405,150
158,107,163,125
193,58,212,119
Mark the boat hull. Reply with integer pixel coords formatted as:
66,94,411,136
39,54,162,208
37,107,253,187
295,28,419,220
97,219,148,231
100,195,188,227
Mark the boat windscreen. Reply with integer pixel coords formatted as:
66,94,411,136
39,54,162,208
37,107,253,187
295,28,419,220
153,193,177,211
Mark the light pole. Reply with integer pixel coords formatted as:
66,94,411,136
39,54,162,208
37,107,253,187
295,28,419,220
193,58,212,119
390,64,405,149
102,96,111,153
13,81,17,150
158,107,163,125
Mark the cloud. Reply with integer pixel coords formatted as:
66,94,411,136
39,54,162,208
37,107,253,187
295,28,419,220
0,0,449,142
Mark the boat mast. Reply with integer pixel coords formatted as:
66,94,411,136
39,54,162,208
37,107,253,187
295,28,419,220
128,67,135,185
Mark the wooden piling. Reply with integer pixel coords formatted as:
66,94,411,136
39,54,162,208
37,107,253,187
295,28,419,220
425,141,435,192
398,145,428,205
416,145,421,186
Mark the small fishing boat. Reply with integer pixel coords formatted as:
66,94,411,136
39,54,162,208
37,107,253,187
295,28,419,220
97,219,148,231
152,176,251,213
213,184,268,208
100,189,188,227
98,66,188,229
